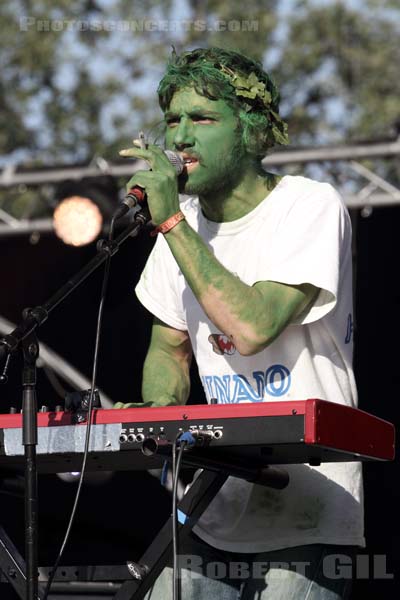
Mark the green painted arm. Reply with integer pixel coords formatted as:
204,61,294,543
164,220,320,356
114,317,192,409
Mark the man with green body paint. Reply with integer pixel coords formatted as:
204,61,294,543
116,48,363,599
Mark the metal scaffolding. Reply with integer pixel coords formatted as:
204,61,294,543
0,138,399,238
1,139,398,406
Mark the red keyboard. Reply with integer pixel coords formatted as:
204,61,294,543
0,399,394,473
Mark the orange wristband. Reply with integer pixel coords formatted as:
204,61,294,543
151,211,185,237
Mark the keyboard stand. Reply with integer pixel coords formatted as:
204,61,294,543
0,454,288,599
0,525,42,600
114,467,228,600
113,452,289,600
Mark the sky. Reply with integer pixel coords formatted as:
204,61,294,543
1,0,399,168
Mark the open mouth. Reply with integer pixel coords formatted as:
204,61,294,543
181,155,199,172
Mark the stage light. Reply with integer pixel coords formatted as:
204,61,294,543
53,196,102,246
53,176,119,247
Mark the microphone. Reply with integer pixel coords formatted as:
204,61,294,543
113,150,184,220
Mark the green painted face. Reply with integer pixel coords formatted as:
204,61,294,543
164,87,247,197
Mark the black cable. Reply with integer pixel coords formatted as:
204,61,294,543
109,216,117,243
172,437,187,600
42,226,115,600
172,437,177,598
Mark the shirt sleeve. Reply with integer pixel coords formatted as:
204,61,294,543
135,233,187,331
261,181,351,325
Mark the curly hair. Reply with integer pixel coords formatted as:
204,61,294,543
157,47,288,156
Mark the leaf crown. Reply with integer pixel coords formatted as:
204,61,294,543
158,47,289,149
217,64,289,146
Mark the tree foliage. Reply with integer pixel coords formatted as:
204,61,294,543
0,0,399,217
0,0,276,166
274,0,400,145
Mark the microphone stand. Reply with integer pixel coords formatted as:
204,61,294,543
0,209,150,600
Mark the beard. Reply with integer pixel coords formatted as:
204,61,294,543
177,134,248,198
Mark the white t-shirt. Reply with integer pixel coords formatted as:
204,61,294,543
135,175,365,553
